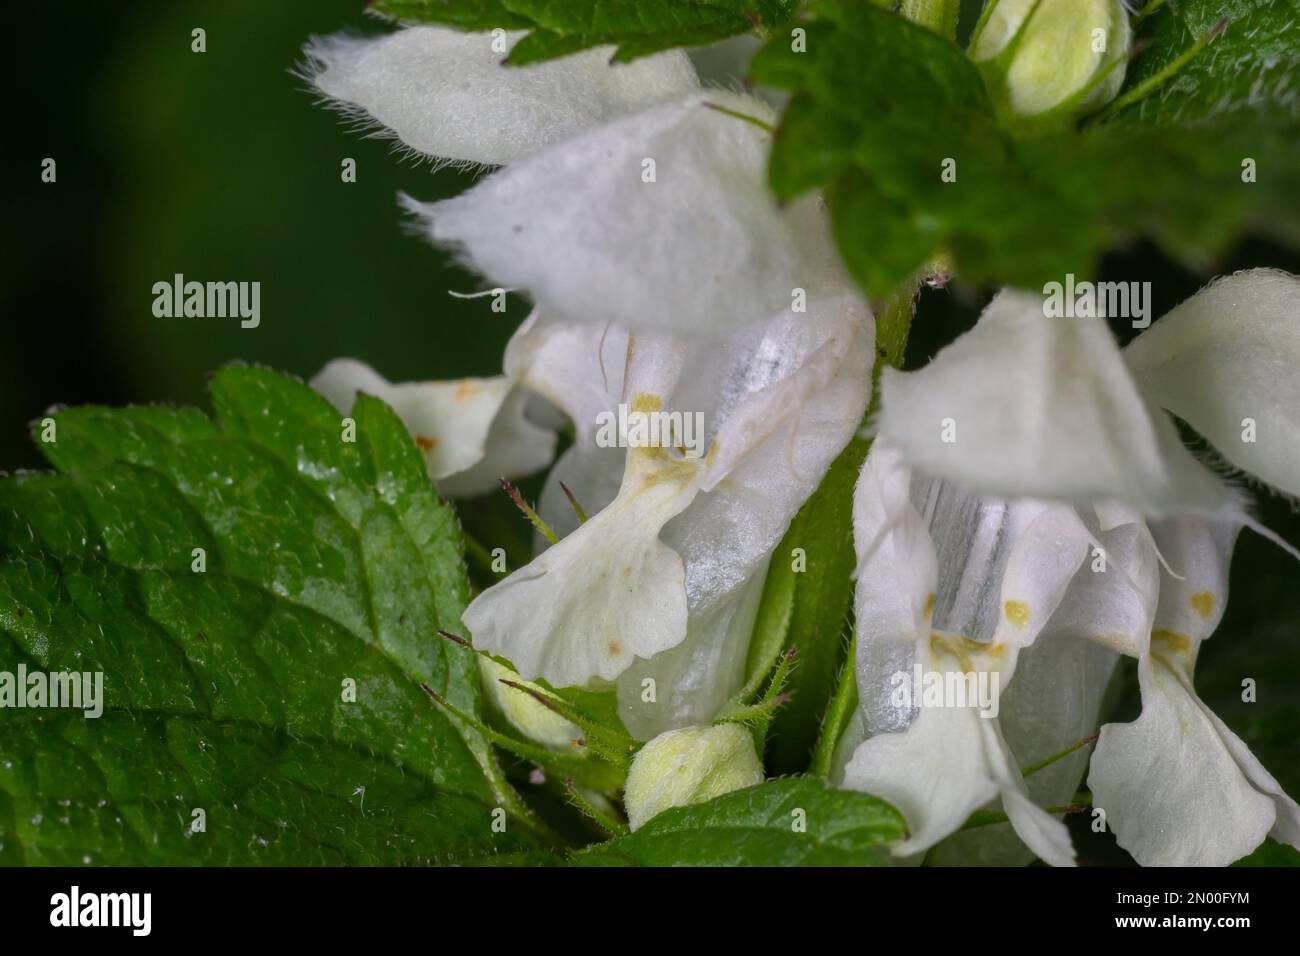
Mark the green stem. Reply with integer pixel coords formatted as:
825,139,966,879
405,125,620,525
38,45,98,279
899,0,961,41
565,778,630,837
809,632,859,778
1021,734,1097,778
462,532,498,576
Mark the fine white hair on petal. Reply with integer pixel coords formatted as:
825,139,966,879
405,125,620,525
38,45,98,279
1124,268,1300,500
878,288,1229,515
406,91,820,337
309,358,555,496
301,26,699,167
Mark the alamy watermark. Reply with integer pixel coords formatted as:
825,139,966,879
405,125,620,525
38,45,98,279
0,665,103,718
50,886,151,936
890,664,1000,718
152,273,260,328
1042,273,1151,328
595,400,705,458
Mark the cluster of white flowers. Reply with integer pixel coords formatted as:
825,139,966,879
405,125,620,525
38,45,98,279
303,21,1300,864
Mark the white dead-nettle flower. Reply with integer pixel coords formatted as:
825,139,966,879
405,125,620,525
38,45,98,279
302,25,698,167
838,444,1136,867
305,24,815,338
844,269,1300,866
464,285,875,722
311,358,555,497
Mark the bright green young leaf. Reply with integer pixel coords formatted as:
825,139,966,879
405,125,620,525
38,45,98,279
577,777,905,865
374,0,797,64
751,0,1300,297
0,366,538,864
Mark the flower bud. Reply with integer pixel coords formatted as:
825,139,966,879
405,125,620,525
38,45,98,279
623,724,764,830
970,0,1130,120
478,656,583,751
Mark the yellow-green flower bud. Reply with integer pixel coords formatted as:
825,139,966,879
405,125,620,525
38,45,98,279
970,0,1130,120
478,656,583,752
623,724,764,830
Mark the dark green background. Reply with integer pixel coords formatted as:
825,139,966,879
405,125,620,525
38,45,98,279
2,0,522,474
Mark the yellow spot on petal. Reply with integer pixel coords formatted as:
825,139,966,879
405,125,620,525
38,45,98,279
607,639,623,658
1153,629,1190,653
454,379,481,402
1004,600,1030,628
630,393,662,414
415,435,437,452
923,593,935,619
1190,591,1215,620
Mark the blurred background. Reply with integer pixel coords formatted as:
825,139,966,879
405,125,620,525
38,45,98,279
3,0,1298,863
2,0,522,473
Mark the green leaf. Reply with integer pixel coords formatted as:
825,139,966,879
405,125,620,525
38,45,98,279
1113,0,1300,128
0,366,537,864
750,437,866,775
577,777,905,865
373,0,797,64
751,0,1300,297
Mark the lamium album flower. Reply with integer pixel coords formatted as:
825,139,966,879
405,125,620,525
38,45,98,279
288,9,1300,863
842,270,1300,866
11,0,1300,883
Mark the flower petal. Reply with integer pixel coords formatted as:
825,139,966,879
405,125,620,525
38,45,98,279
310,358,555,496
878,289,1228,513
852,443,938,734
408,92,837,336
1124,268,1300,499
303,27,697,166
1147,513,1241,647
1033,506,1160,657
843,702,998,857
618,301,874,734
1089,654,1282,866
462,442,698,687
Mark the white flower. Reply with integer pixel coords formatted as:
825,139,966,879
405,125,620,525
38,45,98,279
1087,513,1300,866
306,24,819,337
464,284,875,722
848,269,1300,866
310,358,555,497
840,443,1132,866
